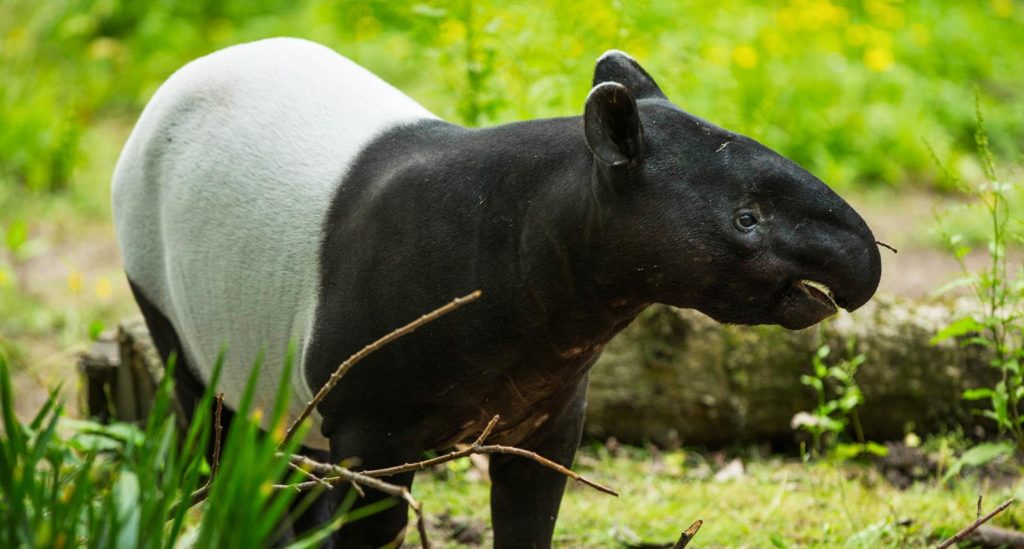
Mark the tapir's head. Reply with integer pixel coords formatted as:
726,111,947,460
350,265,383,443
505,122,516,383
583,51,881,329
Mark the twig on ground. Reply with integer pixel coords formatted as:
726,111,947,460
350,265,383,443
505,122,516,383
936,498,1015,549
279,290,483,449
671,520,703,549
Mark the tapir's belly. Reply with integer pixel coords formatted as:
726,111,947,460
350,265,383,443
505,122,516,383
111,38,435,448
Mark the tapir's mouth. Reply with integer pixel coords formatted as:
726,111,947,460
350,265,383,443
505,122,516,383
776,278,840,330
797,279,838,311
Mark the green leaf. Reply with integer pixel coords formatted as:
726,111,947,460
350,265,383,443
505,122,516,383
932,316,983,345
932,275,977,296
862,441,890,457
113,471,141,549
4,220,28,253
88,319,105,341
800,375,823,392
962,388,994,400
958,441,1014,467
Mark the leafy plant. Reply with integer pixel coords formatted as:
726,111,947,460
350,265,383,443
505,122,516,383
794,340,883,459
933,94,1024,452
0,349,346,548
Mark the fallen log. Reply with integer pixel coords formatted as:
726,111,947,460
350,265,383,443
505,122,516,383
585,295,996,446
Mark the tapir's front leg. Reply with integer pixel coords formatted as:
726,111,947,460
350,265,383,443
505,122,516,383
327,423,423,548
489,379,588,549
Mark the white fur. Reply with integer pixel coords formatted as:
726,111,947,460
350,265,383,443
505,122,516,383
112,38,436,449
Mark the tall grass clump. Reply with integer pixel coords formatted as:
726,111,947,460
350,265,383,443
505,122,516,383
0,349,343,547
933,95,1024,457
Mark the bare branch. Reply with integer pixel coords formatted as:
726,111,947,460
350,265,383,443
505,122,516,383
470,444,618,497
171,394,225,515
360,415,619,497
672,520,703,549
273,462,431,548
936,498,1014,549
288,461,333,490
876,240,898,254
210,393,224,478
279,290,483,449
359,415,501,477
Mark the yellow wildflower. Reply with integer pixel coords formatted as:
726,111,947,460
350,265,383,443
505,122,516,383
992,0,1014,17
259,481,274,497
67,270,83,294
864,47,895,72
272,418,286,442
732,45,759,69
438,19,466,45
94,277,113,299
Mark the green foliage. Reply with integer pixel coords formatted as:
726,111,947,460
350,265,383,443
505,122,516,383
3,0,1023,197
0,349,346,547
795,340,878,459
940,440,1015,483
934,95,1024,451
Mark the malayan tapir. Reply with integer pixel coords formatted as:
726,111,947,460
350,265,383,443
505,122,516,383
112,38,882,547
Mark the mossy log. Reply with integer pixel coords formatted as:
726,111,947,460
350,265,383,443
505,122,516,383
585,295,996,446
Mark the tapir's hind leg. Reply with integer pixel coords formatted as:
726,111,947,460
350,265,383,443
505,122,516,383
126,279,235,456
127,278,333,543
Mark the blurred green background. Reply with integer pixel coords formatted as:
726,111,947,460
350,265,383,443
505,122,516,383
2,2,1023,546
2,0,1023,197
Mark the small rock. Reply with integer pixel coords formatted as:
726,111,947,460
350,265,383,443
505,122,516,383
714,458,745,482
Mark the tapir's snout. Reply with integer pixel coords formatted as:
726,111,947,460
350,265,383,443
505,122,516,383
770,178,883,330
832,227,882,312
799,194,882,315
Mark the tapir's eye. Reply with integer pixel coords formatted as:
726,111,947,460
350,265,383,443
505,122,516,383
734,211,759,231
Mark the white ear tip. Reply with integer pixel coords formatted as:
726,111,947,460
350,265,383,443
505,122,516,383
597,49,636,64
585,81,627,101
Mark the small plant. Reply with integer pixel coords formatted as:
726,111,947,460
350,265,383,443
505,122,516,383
932,93,1024,456
794,340,884,460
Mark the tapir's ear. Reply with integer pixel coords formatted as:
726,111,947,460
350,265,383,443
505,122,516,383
584,82,643,167
593,50,666,100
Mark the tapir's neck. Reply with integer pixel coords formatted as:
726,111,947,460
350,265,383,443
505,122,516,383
439,117,650,348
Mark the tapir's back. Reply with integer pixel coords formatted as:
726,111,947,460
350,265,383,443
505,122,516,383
112,38,435,444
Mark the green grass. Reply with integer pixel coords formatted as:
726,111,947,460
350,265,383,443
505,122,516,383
409,446,1024,548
